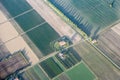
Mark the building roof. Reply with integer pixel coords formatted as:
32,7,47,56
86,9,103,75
59,41,66,46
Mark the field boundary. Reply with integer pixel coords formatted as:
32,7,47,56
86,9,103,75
0,5,46,59
37,64,50,79
20,38,90,79
45,0,91,41
98,19,120,36
46,0,120,70
0,21,47,59
52,61,82,80
52,61,97,80
81,61,98,80
0,8,34,25
89,41,120,70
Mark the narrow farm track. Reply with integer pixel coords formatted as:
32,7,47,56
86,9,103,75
0,21,47,46
0,9,34,25
20,38,87,74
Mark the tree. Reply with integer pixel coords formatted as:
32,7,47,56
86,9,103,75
107,0,115,7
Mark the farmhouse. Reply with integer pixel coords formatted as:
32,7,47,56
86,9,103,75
58,41,66,46
58,52,65,60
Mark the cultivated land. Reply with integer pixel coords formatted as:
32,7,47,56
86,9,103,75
47,1,120,79
55,48,81,69
0,0,120,80
0,0,60,56
74,41,120,80
26,23,60,56
53,62,96,80
0,0,32,17
14,9,60,56
0,52,29,79
66,62,95,80
96,23,120,67
49,0,120,37
0,10,39,65
26,0,81,43
4,36,39,64
0,20,18,42
40,57,63,78
112,23,120,35
22,65,49,80
21,48,94,80
55,73,70,80
0,39,10,60
14,10,45,31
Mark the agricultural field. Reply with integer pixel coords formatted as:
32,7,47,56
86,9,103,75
53,62,96,80
96,24,120,67
1,0,120,80
14,10,60,57
0,51,30,79
26,22,60,56
55,48,81,69
49,0,120,37
54,73,70,80
0,39,10,60
40,57,63,78
20,48,82,80
0,0,32,17
66,62,95,80
73,41,120,80
14,10,45,31
21,65,49,80
0,0,60,57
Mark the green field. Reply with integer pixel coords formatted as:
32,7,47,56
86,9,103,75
53,73,70,80
15,10,60,56
1,0,60,56
56,48,81,69
49,0,120,37
22,65,49,80
73,41,120,80
0,0,32,17
40,57,63,78
66,62,95,80
26,23,59,55
15,10,45,31
53,62,96,80
16,11,60,56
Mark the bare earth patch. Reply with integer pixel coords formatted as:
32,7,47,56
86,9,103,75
0,10,39,65
0,21,18,42
5,36,39,64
